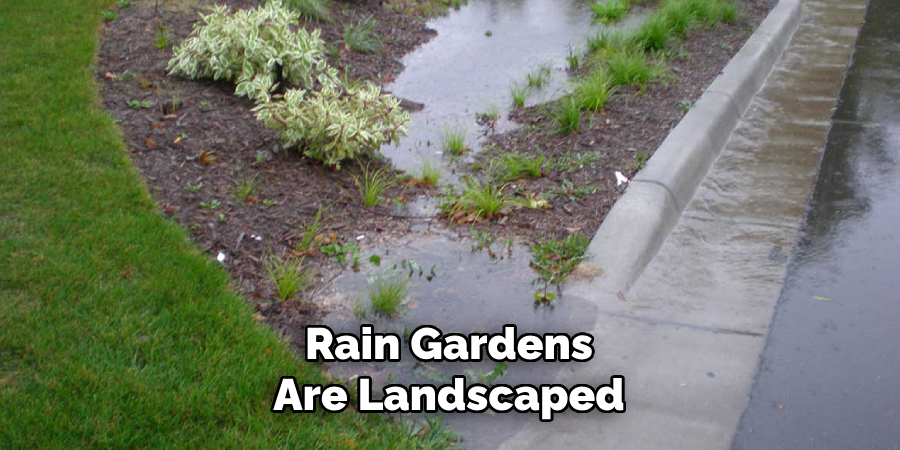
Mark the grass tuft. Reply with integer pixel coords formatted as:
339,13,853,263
344,15,381,53
496,153,544,181
356,163,395,207
554,97,581,134
631,14,673,51
510,82,529,108
591,0,628,23
573,69,617,111
265,255,313,301
296,204,327,252
418,159,441,186
525,63,552,88
369,273,409,317
440,127,467,155
279,0,332,22
607,48,664,87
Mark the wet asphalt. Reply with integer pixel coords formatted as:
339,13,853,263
731,0,900,448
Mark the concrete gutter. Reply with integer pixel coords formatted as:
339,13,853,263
582,0,802,293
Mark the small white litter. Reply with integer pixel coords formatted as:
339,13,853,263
356,235,365,241
615,171,629,186
216,251,226,263
251,234,263,241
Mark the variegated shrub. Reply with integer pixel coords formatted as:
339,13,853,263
167,1,332,101
254,82,410,168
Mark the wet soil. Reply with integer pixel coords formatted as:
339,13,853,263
470,0,778,241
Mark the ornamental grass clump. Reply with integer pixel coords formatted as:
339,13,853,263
167,1,332,101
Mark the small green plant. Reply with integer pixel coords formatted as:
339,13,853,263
101,10,118,21
153,22,170,50
475,104,501,127
591,0,628,23
484,30,493,37
117,0,132,7
320,241,359,266
678,99,692,112
496,153,543,181
512,191,550,210
662,1,695,35
573,70,617,111
296,204,327,252
266,255,313,301
278,0,332,22
456,175,511,219
587,30,629,54
418,160,441,187
217,213,227,223
554,97,581,134
470,228,497,252
719,2,738,24
634,151,648,169
440,127,467,155
199,100,213,111
356,164,395,207
368,272,409,317
607,49,664,87
510,82,529,108
344,15,381,53
525,64,552,88
115,71,137,82
544,179,599,201
531,233,590,284
566,45,580,71
126,99,152,109
263,198,279,208
199,199,221,210
232,174,259,202
631,14,672,51
548,151,602,173
184,182,203,192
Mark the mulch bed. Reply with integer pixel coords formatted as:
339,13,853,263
97,0,775,346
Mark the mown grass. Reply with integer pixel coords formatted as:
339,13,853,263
0,1,433,448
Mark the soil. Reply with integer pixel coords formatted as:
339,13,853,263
97,0,776,348
466,0,778,241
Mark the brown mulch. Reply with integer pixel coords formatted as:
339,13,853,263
97,0,436,309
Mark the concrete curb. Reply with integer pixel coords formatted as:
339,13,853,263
579,0,802,294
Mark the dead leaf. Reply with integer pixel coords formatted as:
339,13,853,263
144,137,158,149
813,295,834,302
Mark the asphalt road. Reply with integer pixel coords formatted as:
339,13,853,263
731,0,900,448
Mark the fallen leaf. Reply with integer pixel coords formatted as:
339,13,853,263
144,137,158,149
813,295,833,302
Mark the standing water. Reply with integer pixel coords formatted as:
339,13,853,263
381,0,645,175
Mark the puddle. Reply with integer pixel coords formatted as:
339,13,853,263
320,233,598,448
381,0,646,177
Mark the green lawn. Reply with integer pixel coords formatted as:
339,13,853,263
0,1,423,448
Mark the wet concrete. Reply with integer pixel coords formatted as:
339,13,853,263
381,0,644,176
496,1,868,449
731,0,900,448
320,233,599,448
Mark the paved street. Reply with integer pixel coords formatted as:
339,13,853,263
731,0,900,448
